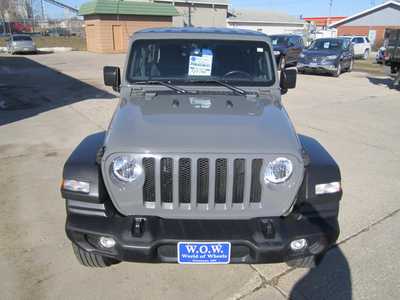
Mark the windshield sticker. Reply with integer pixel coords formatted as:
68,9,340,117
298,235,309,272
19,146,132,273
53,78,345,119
257,48,264,53
188,49,213,76
190,97,212,109
324,42,330,49
272,40,278,45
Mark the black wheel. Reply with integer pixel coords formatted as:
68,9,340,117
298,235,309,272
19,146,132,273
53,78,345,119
363,49,369,60
333,63,342,77
279,56,286,70
72,243,119,268
286,255,320,268
346,59,354,72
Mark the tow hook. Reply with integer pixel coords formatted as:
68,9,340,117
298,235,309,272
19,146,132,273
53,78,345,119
260,219,275,239
132,217,146,237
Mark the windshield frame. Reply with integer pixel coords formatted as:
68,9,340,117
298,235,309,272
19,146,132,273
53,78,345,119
125,38,276,87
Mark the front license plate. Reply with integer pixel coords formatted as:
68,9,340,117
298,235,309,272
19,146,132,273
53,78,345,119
178,242,231,264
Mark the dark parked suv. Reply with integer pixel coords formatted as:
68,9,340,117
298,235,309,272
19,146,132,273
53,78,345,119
61,27,342,268
298,37,354,77
270,34,304,70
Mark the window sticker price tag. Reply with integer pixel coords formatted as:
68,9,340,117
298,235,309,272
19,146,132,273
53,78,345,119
188,49,213,76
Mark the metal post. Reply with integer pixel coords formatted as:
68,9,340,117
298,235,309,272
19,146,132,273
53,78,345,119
327,0,333,29
188,2,192,27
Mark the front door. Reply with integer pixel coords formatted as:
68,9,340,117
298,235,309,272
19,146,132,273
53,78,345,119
112,25,124,52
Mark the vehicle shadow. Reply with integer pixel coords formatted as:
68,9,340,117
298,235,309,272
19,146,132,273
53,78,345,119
0,56,116,126
298,72,336,78
288,202,352,300
290,246,352,300
367,76,400,90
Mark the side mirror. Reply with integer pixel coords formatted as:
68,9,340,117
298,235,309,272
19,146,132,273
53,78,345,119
280,68,297,95
103,66,121,92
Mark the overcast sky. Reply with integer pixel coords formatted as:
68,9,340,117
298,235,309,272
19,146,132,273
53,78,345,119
46,0,385,19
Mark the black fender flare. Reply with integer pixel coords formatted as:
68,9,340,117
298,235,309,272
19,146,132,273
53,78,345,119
296,135,342,218
61,132,106,204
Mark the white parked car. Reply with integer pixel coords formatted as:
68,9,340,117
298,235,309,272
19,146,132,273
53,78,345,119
344,36,371,60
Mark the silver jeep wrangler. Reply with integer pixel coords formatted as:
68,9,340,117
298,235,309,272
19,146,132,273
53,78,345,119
61,27,342,268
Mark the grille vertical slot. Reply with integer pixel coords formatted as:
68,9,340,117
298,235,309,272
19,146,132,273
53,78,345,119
179,158,191,204
197,158,209,204
233,159,245,203
250,159,263,203
160,158,173,203
215,159,227,204
142,158,155,202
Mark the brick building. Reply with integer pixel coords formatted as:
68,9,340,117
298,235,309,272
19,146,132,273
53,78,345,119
329,1,400,49
303,16,347,30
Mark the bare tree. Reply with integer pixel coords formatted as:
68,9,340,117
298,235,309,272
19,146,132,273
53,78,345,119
0,0,12,33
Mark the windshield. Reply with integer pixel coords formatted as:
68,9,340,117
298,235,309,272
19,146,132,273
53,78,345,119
13,35,32,41
126,39,275,86
309,39,344,50
270,36,288,46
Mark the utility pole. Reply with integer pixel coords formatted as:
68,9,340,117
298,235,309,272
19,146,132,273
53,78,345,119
327,0,333,28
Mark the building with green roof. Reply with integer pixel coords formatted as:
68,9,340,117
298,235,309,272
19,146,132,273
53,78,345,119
79,0,179,53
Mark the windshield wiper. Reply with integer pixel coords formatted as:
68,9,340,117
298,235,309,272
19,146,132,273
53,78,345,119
134,80,189,94
190,80,247,95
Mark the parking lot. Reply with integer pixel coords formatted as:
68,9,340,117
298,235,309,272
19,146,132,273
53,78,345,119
0,51,399,299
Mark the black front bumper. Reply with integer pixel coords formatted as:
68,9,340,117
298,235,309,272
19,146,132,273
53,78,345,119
66,212,339,264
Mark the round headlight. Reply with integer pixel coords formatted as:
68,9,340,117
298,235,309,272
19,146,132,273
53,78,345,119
264,157,293,184
112,156,142,182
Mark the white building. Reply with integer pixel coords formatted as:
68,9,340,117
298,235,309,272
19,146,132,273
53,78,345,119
227,9,306,35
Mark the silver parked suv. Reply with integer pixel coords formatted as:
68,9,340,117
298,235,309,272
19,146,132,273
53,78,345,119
6,34,37,54
61,27,342,268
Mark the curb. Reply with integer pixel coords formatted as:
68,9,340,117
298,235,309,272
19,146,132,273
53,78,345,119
38,47,73,53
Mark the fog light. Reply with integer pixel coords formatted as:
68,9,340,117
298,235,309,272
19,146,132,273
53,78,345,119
290,239,308,251
99,236,116,248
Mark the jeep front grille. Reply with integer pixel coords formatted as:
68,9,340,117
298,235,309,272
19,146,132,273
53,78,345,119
178,158,191,204
142,157,155,203
142,156,264,210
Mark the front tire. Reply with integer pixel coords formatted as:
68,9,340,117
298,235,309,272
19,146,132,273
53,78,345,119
72,243,119,268
363,49,369,60
279,56,286,70
333,63,342,77
346,59,354,72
